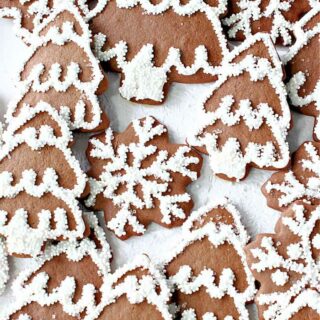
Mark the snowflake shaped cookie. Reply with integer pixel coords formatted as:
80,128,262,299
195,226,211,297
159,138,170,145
92,0,229,103
4,1,109,132
90,255,173,320
246,202,320,320
284,6,320,141
163,198,256,319
262,141,320,210
85,116,202,239
189,33,291,181
0,103,88,257
223,0,319,45
0,213,112,320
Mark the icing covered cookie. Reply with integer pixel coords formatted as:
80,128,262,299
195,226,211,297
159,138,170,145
0,237,9,295
91,0,229,103
284,6,320,141
262,141,320,211
90,255,173,320
4,1,109,132
0,102,88,257
163,198,256,319
223,0,318,45
85,116,202,239
245,202,320,319
0,213,112,320
189,33,291,181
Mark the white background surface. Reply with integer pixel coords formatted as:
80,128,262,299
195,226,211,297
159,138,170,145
0,18,315,317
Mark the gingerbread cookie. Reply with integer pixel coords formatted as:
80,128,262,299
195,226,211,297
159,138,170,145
163,198,256,319
189,33,291,181
223,0,318,45
90,255,173,320
284,7,320,141
4,1,109,132
0,237,9,295
245,201,320,319
0,213,112,320
91,0,229,103
0,102,88,256
85,116,202,239
262,141,320,211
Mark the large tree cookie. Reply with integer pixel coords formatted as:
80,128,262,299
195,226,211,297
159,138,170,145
91,0,229,103
164,198,256,319
0,103,88,257
246,202,320,319
91,255,173,319
0,213,112,320
284,6,320,141
4,1,109,132
262,141,320,211
223,0,318,45
85,116,202,239
189,33,291,181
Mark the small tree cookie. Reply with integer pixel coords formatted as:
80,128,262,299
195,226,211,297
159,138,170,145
223,0,318,45
85,116,202,239
91,255,173,320
0,103,88,256
189,33,291,181
262,141,320,211
163,198,256,319
284,7,320,141
4,1,109,132
246,202,320,320
92,0,229,103
0,213,112,320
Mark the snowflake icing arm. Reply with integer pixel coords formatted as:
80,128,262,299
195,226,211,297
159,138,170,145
85,116,202,239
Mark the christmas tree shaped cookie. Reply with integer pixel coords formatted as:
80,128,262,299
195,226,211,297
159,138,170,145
189,33,291,181
85,116,202,239
246,202,320,319
91,255,173,320
0,102,88,257
163,198,256,319
92,0,229,103
0,213,112,320
284,6,320,141
262,141,320,211
5,1,109,132
223,0,318,45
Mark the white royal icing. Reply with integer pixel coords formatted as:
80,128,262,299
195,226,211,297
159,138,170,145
223,0,320,45
93,0,229,102
250,203,320,320
189,33,291,181
87,254,173,320
0,102,88,256
85,116,201,237
283,7,320,141
4,1,105,132
265,142,320,207
163,198,256,320
0,213,112,320
0,237,9,295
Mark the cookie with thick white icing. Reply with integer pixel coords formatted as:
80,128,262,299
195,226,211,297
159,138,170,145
223,0,318,45
0,237,9,295
262,141,320,211
284,6,320,141
0,213,112,320
246,201,320,320
91,0,229,104
163,198,256,319
0,102,89,257
189,33,291,181
4,1,109,132
85,116,202,239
